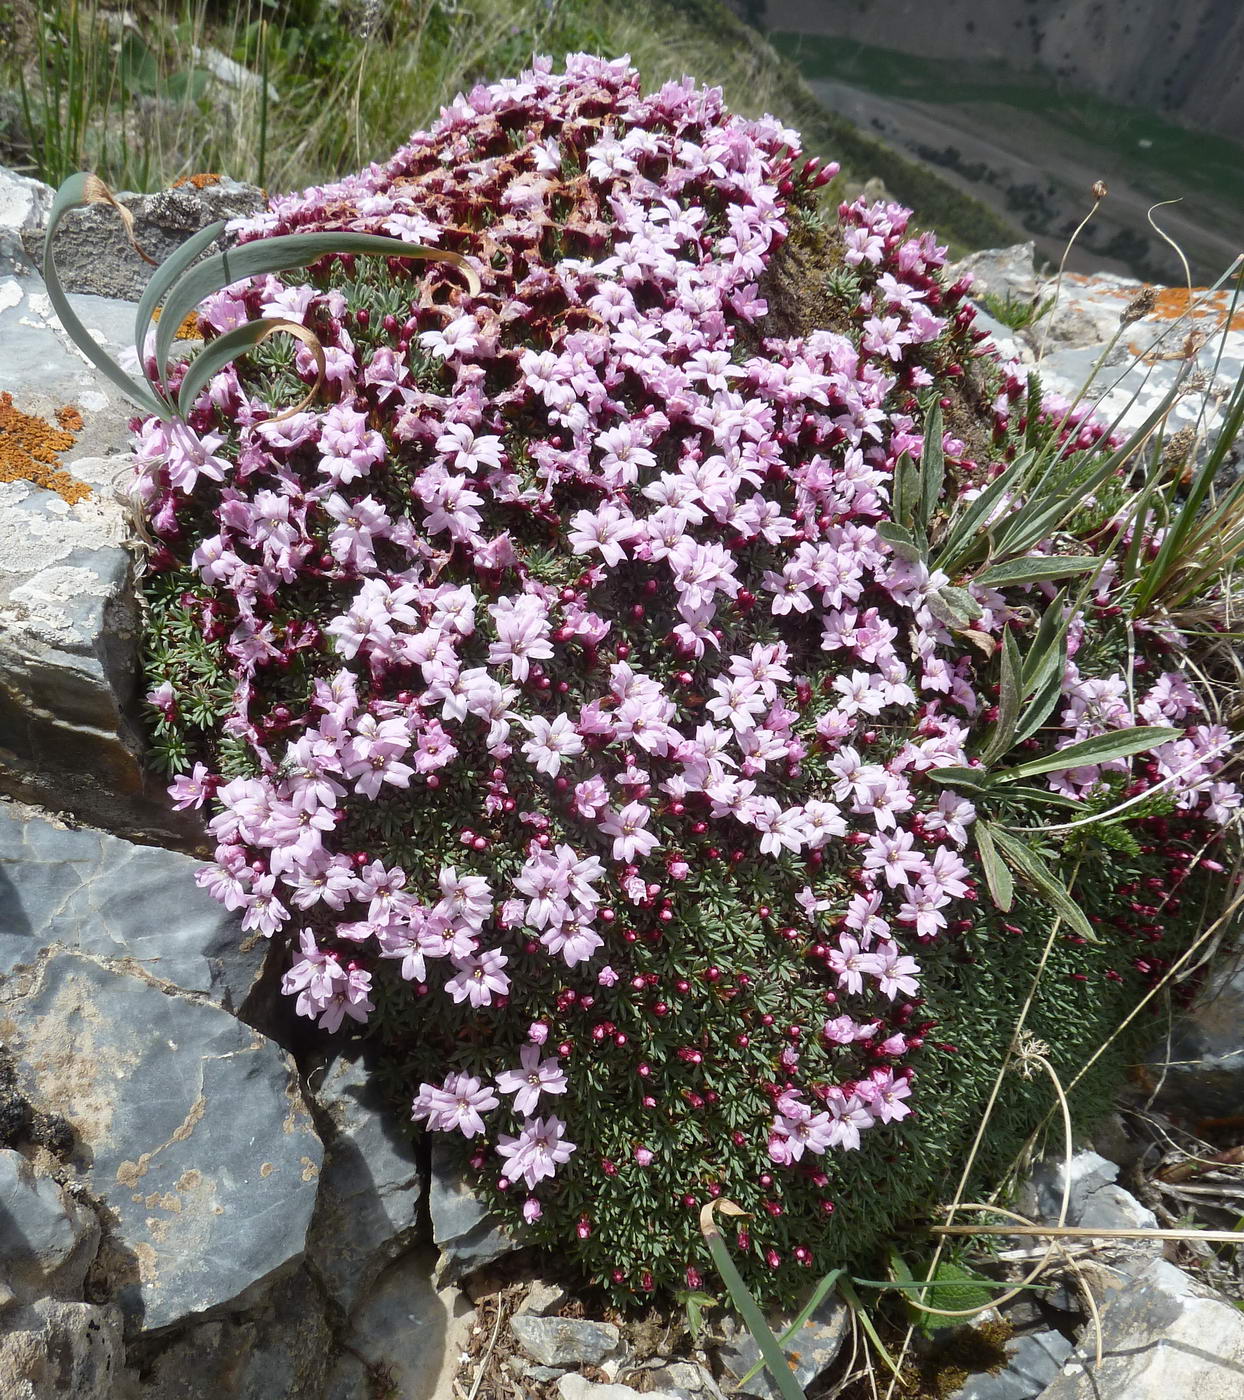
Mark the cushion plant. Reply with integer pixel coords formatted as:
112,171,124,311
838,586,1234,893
53,55,1239,1306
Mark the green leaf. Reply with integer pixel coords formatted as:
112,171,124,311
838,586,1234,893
175,316,321,418
928,766,996,796
998,726,1181,783
876,521,927,564
973,821,1014,913
893,451,919,531
927,584,983,629
919,399,945,534
981,627,1023,765
153,231,479,404
987,827,1098,942
912,1262,999,1331
736,1269,845,1388
700,1203,806,1400
42,175,164,416
1021,589,1070,694
935,448,1036,573
134,218,227,397
974,556,1098,589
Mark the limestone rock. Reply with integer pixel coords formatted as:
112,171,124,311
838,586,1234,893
305,1047,424,1313
1021,1149,1158,1238
0,269,191,841
0,1147,100,1301
559,1381,678,1400
951,1329,1074,1400
323,1248,465,1400
0,950,322,1332
1041,1258,1244,1399
510,1314,621,1368
950,242,1040,307
0,1299,125,1400
118,1263,335,1400
647,1359,725,1400
0,167,53,273
0,803,265,1015
21,177,266,301
1147,953,1244,1120
429,1143,516,1284
516,1278,571,1316
717,1295,849,1400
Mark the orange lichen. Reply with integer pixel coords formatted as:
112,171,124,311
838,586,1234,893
172,172,222,189
149,306,205,340
0,393,93,505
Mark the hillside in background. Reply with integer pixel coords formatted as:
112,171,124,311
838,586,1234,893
0,0,1019,256
762,0,1244,282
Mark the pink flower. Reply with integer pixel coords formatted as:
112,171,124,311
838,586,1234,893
599,802,659,864
496,1115,577,1189
496,1044,568,1114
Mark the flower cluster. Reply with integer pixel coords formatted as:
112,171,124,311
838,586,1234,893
139,56,1234,1301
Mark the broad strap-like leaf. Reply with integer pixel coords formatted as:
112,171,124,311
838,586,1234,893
997,725,1181,783
134,218,227,404
154,231,481,401
973,820,1014,913
987,826,1099,942
935,448,1036,573
176,317,327,419
974,556,1098,589
699,1201,807,1400
43,174,165,416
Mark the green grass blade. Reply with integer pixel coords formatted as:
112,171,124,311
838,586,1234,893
734,1268,846,1388
700,1202,807,1400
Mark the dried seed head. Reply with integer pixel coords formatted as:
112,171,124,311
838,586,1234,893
1161,426,1197,472
1092,180,1109,201
1121,287,1157,325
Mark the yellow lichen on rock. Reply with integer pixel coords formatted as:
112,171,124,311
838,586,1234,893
0,393,93,505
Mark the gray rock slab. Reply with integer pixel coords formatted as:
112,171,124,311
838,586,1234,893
0,950,322,1332
1041,1258,1244,1399
429,1143,516,1284
0,804,265,1014
118,1262,336,1400
0,1298,125,1400
21,177,266,301
717,1295,849,1400
952,1329,1074,1400
559,1381,679,1400
0,166,53,276
305,1048,424,1313
1148,954,1244,1120
323,1248,460,1400
949,243,1040,306
647,1359,725,1400
1020,1149,1158,1238
510,1314,620,1368
0,1147,100,1302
